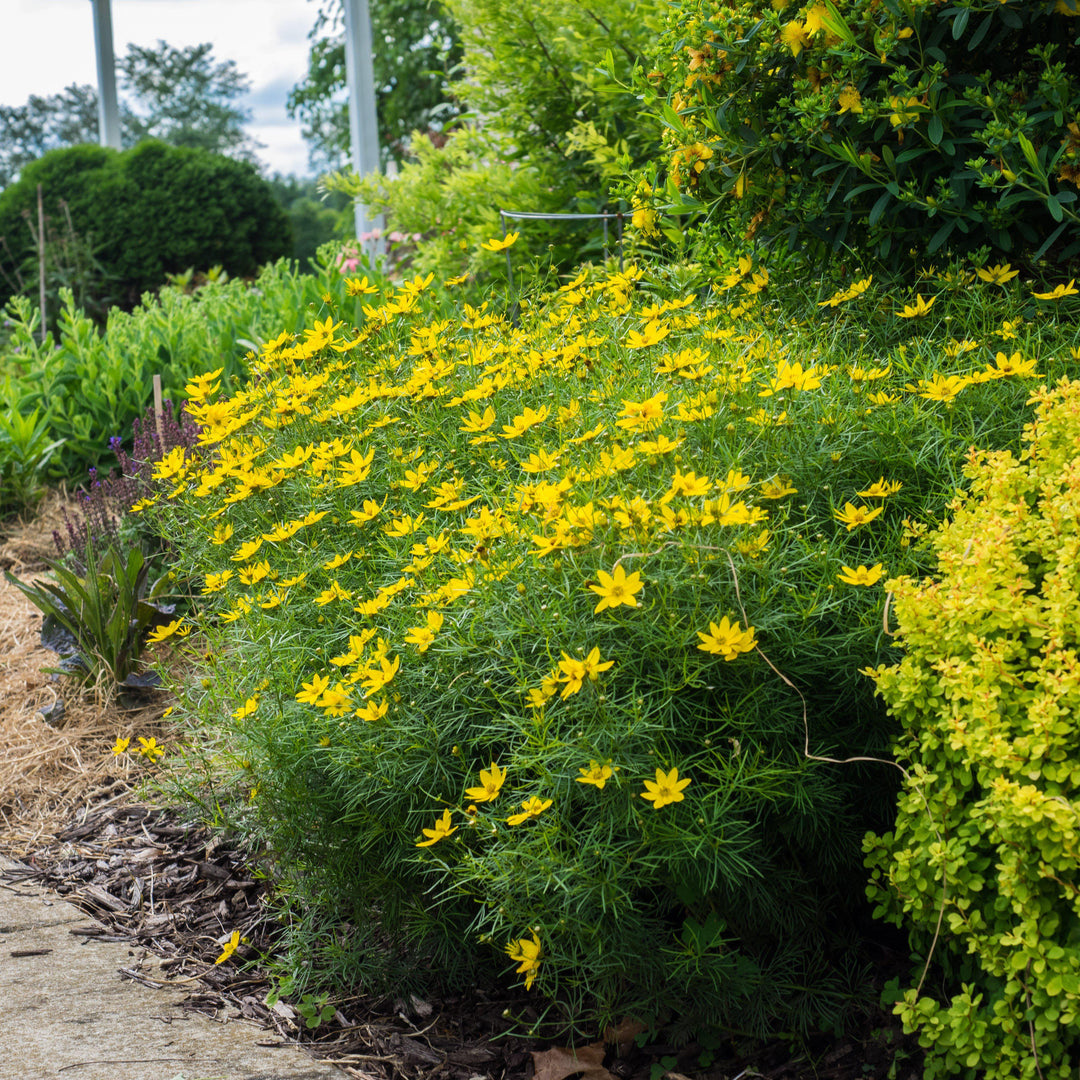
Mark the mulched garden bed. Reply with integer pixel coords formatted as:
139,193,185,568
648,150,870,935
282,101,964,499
1,793,924,1080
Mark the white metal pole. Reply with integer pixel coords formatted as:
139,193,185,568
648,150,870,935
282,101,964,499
90,0,122,150
341,0,384,261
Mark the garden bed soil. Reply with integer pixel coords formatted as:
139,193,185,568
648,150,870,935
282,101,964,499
0,494,923,1080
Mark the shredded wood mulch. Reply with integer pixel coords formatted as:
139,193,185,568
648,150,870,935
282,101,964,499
0,794,922,1080
1,797,537,1080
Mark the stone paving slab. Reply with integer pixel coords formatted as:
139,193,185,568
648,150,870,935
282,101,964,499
0,863,344,1080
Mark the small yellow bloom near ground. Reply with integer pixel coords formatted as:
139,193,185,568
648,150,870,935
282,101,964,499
837,563,885,586
465,762,506,803
896,294,936,318
1032,279,1078,301
589,564,644,613
976,263,1019,286
505,931,542,989
111,736,130,756
696,616,757,660
640,766,691,809
146,617,188,643
507,796,553,826
136,736,164,761
833,502,884,530
416,808,457,847
215,930,242,964
232,696,259,720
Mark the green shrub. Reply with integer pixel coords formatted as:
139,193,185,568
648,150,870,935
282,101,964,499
325,0,666,277
143,252,1079,1040
639,0,1080,266
864,377,1080,1078
0,401,61,514
325,127,575,283
0,141,292,315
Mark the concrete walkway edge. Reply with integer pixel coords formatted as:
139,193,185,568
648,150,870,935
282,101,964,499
1,860,344,1080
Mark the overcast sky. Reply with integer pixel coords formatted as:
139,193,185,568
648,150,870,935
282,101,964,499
0,0,322,177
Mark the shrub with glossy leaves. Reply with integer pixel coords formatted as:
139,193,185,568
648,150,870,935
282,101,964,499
640,0,1080,266
864,377,1080,1078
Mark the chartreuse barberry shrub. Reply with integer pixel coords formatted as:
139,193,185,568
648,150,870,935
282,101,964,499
143,254,1075,1040
863,378,1080,1079
637,0,1080,265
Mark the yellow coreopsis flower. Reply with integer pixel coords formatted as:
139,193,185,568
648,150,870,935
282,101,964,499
640,766,691,809
505,931,542,990
415,808,458,847
839,564,885,587
1032,279,1078,301
856,477,903,497
465,762,506,803
111,736,130,756
896,294,935,318
976,263,1019,286
588,563,644,613
230,537,263,562
317,682,354,718
215,930,242,964
146,617,188,643
344,275,379,295
480,232,519,252
136,736,165,761
232,696,259,720
296,673,330,705
507,796,553,826
696,616,757,660
833,502,884,530
575,760,615,789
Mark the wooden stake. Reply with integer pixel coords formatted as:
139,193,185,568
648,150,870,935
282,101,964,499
153,373,164,449
37,184,46,345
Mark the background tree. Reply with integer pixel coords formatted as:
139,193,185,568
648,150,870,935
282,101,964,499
287,0,463,169
0,86,99,189
0,41,260,190
118,41,260,161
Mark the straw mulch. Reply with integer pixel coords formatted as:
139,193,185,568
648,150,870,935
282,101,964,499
0,490,169,855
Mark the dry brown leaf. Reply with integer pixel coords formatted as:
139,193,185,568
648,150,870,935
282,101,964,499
531,1041,615,1080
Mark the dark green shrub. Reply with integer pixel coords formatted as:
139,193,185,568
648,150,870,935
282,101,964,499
639,0,1080,266
864,377,1080,1078
0,141,292,315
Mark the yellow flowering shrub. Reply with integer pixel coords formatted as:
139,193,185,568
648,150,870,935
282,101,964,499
864,378,1080,1078
636,0,1080,265
144,252,1070,1039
